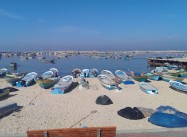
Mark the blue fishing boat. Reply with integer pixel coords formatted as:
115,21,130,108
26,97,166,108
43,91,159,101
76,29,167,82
139,82,158,94
169,80,187,93
148,106,187,128
130,71,148,82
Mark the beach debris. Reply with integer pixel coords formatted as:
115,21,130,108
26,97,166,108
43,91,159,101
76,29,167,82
117,107,145,120
96,95,113,105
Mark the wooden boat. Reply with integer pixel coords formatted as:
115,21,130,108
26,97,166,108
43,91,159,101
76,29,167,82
0,68,7,77
115,70,134,84
51,75,73,94
161,74,184,82
145,73,160,81
169,80,187,93
130,71,148,82
139,82,158,94
16,72,37,87
0,88,9,98
98,75,117,90
6,73,25,86
0,102,17,118
38,68,60,89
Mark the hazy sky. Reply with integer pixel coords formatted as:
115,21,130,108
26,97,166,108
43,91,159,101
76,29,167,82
0,0,187,51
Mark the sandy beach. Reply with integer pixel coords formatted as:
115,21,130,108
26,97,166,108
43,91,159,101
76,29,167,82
0,77,187,135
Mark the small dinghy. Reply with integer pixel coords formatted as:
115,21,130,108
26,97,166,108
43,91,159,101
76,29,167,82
90,68,99,77
130,71,148,82
6,72,25,86
16,72,37,87
102,70,121,83
115,70,134,84
139,82,158,94
169,80,187,93
51,75,73,94
38,68,60,89
98,75,117,90
72,68,81,78
148,106,187,128
0,68,7,77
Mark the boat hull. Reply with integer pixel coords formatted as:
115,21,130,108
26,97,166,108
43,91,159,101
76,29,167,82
38,78,59,89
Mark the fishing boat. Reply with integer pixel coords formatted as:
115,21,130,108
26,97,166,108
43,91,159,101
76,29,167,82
145,73,160,81
0,68,7,77
161,74,184,82
72,68,81,78
139,82,158,94
90,68,99,77
130,71,148,82
6,72,25,86
38,68,60,89
98,75,117,90
115,70,134,84
169,80,187,93
51,75,73,94
0,88,10,98
80,69,95,78
101,70,121,83
16,72,37,87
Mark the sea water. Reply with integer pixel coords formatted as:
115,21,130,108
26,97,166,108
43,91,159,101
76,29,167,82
0,53,181,77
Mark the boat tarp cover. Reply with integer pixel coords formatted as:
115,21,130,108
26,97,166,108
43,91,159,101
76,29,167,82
148,106,187,128
96,95,113,105
117,107,145,120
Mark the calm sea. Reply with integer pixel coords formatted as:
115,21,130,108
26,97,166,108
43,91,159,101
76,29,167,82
0,53,181,77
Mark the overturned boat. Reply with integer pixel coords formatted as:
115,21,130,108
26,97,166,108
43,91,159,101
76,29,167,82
16,72,37,87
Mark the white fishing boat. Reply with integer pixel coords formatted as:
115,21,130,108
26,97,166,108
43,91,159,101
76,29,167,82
51,75,73,94
16,72,37,87
139,82,158,94
98,75,117,90
115,70,134,84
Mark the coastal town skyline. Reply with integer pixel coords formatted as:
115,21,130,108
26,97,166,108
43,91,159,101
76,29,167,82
0,0,187,51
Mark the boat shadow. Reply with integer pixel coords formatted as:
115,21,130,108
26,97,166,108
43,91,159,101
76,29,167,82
3,87,19,92
65,82,79,94
0,105,24,119
0,94,17,101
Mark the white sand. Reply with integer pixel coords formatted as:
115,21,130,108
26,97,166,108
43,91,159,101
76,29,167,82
0,78,187,134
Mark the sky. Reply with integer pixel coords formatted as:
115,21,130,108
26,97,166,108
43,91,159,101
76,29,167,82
0,0,187,51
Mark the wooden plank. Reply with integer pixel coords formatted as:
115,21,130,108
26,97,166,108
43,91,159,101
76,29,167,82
27,127,116,137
